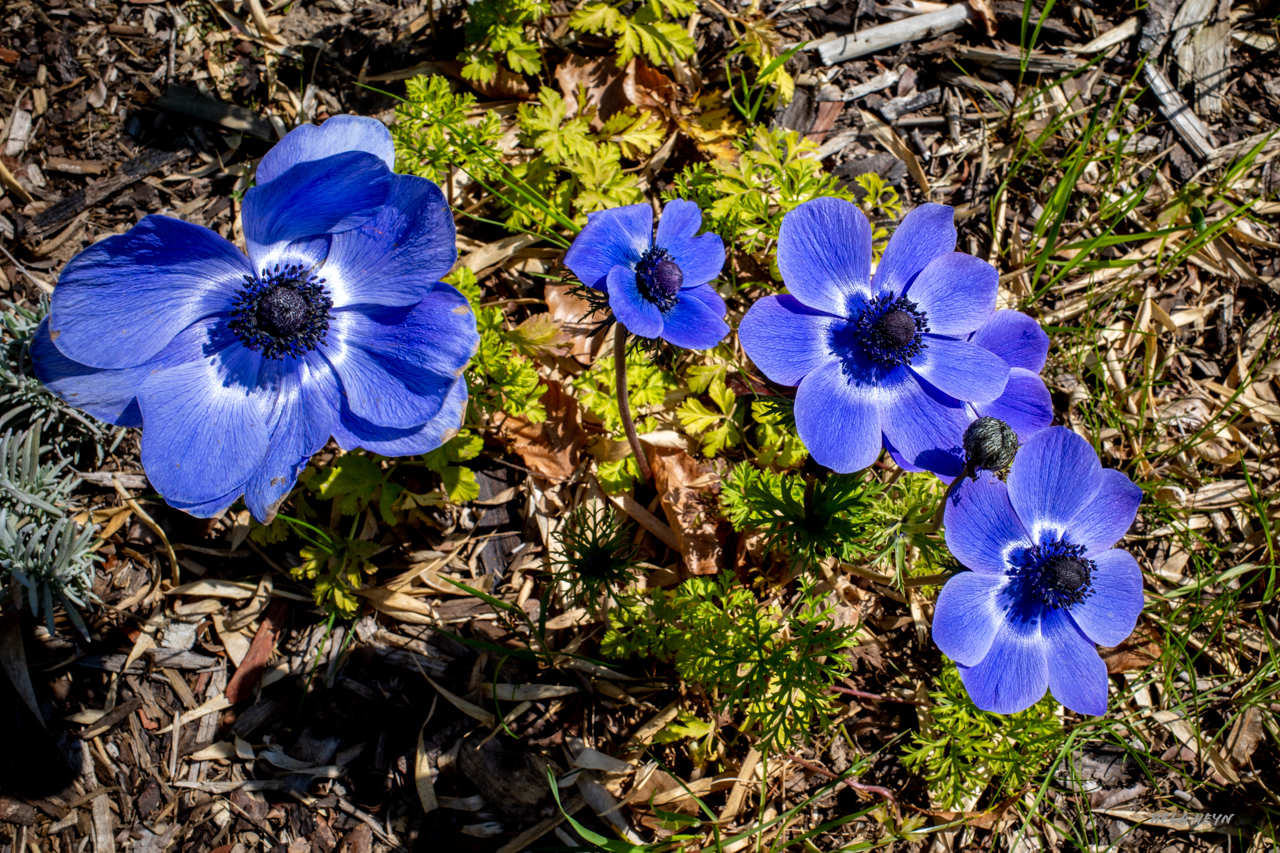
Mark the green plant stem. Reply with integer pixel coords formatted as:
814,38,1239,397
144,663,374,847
614,327,652,482
929,465,971,533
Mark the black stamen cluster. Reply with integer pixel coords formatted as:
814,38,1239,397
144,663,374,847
229,263,333,360
635,248,683,312
853,294,929,366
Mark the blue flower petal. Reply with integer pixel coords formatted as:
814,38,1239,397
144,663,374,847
879,372,969,479
324,284,478,429
31,318,146,427
1066,468,1143,555
944,474,1034,574
564,204,652,290
793,357,883,473
933,571,1008,666
901,252,997,336
167,486,246,519
777,197,872,317
137,328,273,506
1044,608,1109,715
655,200,725,286
607,266,664,339
256,115,395,186
660,285,728,350
872,203,956,297
1066,548,1144,647
1006,427,1103,544
971,368,1052,442
243,355,341,523
48,215,249,370
970,309,1049,372
738,295,841,387
243,150,393,268
334,378,467,456
323,174,456,309
956,591,1050,714
910,337,1009,403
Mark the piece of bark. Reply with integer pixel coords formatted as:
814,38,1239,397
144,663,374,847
843,69,901,101
30,148,190,238
818,4,975,65
1178,20,1232,116
953,45,1083,73
879,86,942,121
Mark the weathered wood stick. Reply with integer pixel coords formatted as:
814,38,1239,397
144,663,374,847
1142,63,1218,159
818,4,974,66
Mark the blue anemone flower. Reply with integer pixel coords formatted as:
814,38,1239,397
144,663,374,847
738,197,1052,476
933,427,1144,715
32,115,479,523
563,199,728,349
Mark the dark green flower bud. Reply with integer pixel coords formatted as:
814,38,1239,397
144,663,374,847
963,416,1018,476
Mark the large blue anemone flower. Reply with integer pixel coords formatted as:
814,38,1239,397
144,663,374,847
563,199,728,350
738,197,1054,476
934,427,1144,715
32,116,479,523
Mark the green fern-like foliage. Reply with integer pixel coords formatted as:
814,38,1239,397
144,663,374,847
392,75,505,188
902,664,1066,810
460,0,551,83
569,0,697,70
511,87,663,230
720,464,884,571
666,127,853,265
448,267,548,425
603,574,856,752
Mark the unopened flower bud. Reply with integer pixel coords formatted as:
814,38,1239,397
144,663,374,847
963,416,1018,476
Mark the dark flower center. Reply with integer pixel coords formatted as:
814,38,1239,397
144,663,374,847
1014,539,1096,609
256,286,310,338
852,294,928,366
635,248,683,312
230,263,333,360
963,416,1018,476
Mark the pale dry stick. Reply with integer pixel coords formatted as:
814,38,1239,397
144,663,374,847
112,476,181,586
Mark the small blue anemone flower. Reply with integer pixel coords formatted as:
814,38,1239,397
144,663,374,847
933,427,1144,715
563,199,728,349
739,197,1053,476
32,115,479,523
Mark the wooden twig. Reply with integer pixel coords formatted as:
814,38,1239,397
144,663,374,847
1141,63,1217,159
816,4,974,66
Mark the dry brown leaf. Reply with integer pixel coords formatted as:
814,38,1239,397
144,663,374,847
1226,705,1265,769
358,586,437,625
545,284,607,361
1100,624,1162,674
223,599,288,704
500,381,586,480
648,447,724,576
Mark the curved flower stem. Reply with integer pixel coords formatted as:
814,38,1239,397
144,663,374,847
614,327,652,482
928,465,971,534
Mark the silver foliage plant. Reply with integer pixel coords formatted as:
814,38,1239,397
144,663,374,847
0,301,108,636
1,299,125,465
0,511,98,637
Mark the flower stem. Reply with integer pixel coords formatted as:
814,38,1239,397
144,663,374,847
929,465,972,533
614,327,652,482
